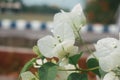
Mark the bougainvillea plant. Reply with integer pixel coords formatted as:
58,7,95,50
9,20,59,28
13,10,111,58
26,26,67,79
18,4,120,80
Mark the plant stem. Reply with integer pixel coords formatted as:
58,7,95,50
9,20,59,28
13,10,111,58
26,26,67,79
73,24,98,60
58,66,99,72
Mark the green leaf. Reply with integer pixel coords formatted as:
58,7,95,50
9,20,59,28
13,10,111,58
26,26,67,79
69,52,83,65
20,58,36,73
67,72,88,80
87,58,101,77
38,62,58,80
21,71,39,80
18,58,36,80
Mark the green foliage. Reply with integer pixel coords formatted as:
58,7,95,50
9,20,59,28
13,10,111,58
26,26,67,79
20,58,36,73
22,5,60,14
18,58,36,80
67,72,88,80
21,71,38,80
69,52,83,65
38,62,58,80
85,0,120,24
106,0,120,12
87,58,100,77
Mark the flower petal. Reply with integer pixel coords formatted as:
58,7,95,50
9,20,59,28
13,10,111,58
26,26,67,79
94,38,119,58
53,40,77,59
71,3,83,13
55,67,69,80
37,35,58,58
70,3,86,29
95,38,118,51
99,56,114,72
67,46,78,56
53,43,65,59
98,41,120,72
60,58,69,66
53,23,75,41
53,4,86,39
103,72,119,80
36,59,42,65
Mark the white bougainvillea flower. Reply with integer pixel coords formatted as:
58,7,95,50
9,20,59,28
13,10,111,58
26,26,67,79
55,67,70,80
55,64,76,80
103,72,119,80
34,65,74,80
53,3,86,38
94,37,120,72
94,38,119,58
33,59,47,68
59,52,78,65
99,46,120,72
36,59,47,65
88,38,119,61
37,23,78,62
55,70,68,80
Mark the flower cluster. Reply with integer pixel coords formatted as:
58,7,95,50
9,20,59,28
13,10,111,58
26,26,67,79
19,3,120,80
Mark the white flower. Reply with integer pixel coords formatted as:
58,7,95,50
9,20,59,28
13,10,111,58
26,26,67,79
37,23,78,63
99,47,120,72
55,67,69,80
33,59,47,68
55,64,76,80
103,72,119,80
36,59,47,65
53,3,86,38
94,38,119,58
94,37,120,72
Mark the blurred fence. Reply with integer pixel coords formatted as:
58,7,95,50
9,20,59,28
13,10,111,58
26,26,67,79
0,19,119,47
0,19,119,33
0,19,50,30
0,19,119,37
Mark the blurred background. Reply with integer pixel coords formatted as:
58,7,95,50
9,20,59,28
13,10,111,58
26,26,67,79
0,0,120,80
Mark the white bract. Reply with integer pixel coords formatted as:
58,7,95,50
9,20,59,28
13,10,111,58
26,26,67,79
93,37,120,72
94,38,119,58
94,37,120,79
99,47,120,72
103,72,119,80
55,64,76,80
21,71,38,80
55,67,69,80
53,3,86,39
37,23,78,64
33,59,47,68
